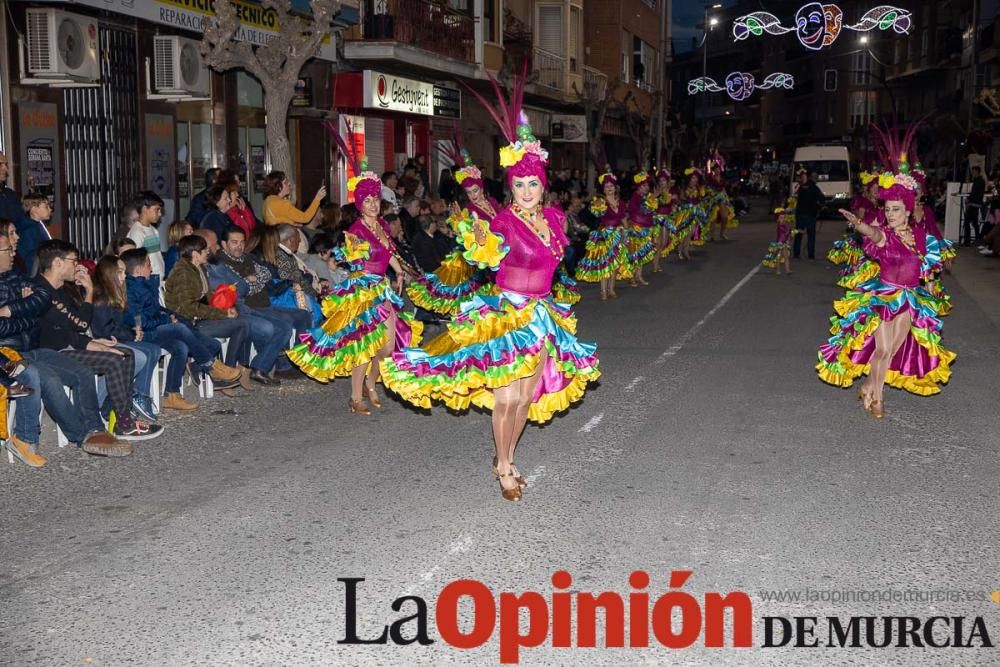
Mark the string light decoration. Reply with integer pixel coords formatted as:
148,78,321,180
688,72,795,101
732,5,912,50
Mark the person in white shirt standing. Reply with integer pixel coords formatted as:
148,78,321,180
127,191,165,277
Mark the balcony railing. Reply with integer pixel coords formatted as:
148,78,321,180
534,47,566,92
582,65,608,101
359,0,475,64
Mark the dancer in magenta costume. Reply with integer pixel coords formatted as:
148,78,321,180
380,67,600,503
575,169,628,300
624,170,657,287
817,161,955,418
652,167,676,269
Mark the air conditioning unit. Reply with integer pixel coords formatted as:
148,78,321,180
25,8,100,83
153,35,211,97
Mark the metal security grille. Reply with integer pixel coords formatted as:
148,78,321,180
63,24,140,258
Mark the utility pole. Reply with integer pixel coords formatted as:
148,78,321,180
655,0,667,166
701,3,721,152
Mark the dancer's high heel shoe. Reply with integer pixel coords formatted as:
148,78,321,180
365,382,382,409
497,471,522,502
637,276,649,286
493,455,527,489
348,398,371,416
867,400,884,419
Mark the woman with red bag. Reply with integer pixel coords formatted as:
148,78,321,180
164,234,253,383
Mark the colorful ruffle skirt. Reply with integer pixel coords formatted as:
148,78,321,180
816,278,956,396
761,241,790,269
624,225,657,269
827,235,864,267
380,291,600,424
406,250,489,317
289,272,423,381
575,226,626,282
551,266,581,305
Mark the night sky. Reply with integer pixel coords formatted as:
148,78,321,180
672,0,737,53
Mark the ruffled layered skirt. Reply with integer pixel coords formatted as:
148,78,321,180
816,278,956,396
289,272,423,381
761,240,790,268
624,225,657,269
551,265,581,305
406,251,489,317
380,291,600,424
575,226,626,282
827,235,864,267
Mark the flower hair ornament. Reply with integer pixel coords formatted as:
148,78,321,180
438,127,484,189
633,170,651,185
597,167,618,187
462,61,549,186
869,113,930,210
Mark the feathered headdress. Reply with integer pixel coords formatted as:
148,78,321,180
324,117,381,202
438,127,483,190
462,61,549,187
633,169,651,186
869,114,929,210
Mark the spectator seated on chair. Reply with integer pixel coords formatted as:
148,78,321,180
33,239,163,442
164,234,254,393
0,229,134,463
247,225,324,328
122,248,240,410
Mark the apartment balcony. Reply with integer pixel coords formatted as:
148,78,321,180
534,48,566,93
582,65,608,101
344,0,478,79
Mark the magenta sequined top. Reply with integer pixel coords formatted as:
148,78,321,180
349,218,394,275
863,228,926,289
628,192,655,228
466,196,502,222
598,198,627,229
490,206,569,298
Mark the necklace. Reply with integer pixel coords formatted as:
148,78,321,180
363,218,390,248
473,198,496,219
511,205,561,260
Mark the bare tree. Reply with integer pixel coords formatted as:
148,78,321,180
573,77,620,190
201,0,342,177
622,90,661,169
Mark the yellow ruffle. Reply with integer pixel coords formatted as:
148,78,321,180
434,251,475,286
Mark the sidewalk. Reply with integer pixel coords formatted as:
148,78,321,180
944,247,1000,331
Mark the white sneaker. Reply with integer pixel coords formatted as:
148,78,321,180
979,249,994,256
977,245,987,250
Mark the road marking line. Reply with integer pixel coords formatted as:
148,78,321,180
624,376,646,392
656,264,761,363
579,412,605,433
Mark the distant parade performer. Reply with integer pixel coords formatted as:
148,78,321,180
624,169,658,287
288,145,423,416
674,167,708,255
575,168,628,300
828,171,878,268
380,68,600,502
817,148,955,418
652,167,677,271
705,160,738,241
405,136,490,317
762,196,798,275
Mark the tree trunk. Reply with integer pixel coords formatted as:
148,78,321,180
266,86,295,179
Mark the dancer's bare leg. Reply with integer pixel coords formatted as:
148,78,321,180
864,313,911,406
366,312,396,391
492,384,520,493
508,346,549,477
350,364,367,403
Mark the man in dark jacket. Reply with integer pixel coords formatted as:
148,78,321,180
793,170,826,260
35,239,161,441
965,165,986,246
0,234,133,463
410,216,443,273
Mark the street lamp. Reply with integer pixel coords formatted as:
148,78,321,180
702,3,722,151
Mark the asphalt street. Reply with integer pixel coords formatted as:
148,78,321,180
3,202,999,666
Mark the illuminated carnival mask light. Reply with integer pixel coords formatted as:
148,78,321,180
732,5,911,50
688,72,794,101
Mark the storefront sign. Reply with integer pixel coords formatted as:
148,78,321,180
17,102,62,225
551,114,588,143
145,114,175,198
363,71,434,116
433,86,462,119
32,0,338,61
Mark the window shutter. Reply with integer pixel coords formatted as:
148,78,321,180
569,7,581,72
538,5,562,54
366,117,386,175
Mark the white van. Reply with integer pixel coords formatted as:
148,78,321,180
792,145,851,209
